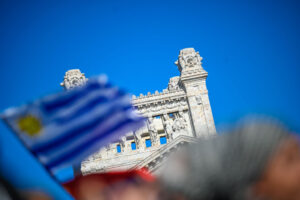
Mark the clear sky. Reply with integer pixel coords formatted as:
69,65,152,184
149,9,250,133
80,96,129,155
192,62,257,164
0,0,299,199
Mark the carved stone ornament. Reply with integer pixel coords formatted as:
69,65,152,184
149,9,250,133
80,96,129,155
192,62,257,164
172,112,187,133
167,76,181,91
134,132,141,147
147,118,158,144
175,48,203,73
120,136,126,148
178,111,187,129
163,118,173,139
137,98,187,115
60,69,88,90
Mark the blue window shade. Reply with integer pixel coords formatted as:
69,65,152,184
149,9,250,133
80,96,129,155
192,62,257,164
160,136,167,145
131,142,136,150
116,144,121,153
154,115,161,119
145,139,152,148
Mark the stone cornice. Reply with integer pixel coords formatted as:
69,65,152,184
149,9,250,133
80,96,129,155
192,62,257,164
180,69,208,82
132,89,186,106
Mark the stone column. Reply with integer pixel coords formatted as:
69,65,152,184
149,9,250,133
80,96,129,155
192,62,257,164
134,129,143,149
162,114,173,140
147,117,158,146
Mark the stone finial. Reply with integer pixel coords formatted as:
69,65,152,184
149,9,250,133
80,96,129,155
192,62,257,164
60,69,87,90
175,48,203,73
167,76,181,91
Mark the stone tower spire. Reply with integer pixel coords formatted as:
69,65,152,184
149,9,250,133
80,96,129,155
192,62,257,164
175,48,216,137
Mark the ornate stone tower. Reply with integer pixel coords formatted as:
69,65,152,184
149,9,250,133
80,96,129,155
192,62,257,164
175,48,216,137
61,48,216,175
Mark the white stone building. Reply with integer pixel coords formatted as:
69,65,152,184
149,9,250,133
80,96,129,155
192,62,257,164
60,48,216,175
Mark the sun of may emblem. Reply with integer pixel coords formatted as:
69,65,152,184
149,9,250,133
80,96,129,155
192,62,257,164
17,115,42,136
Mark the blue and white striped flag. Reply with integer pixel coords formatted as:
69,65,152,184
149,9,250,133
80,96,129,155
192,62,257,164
1,76,145,180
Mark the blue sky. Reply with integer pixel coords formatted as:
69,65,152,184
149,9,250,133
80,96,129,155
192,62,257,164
0,0,299,198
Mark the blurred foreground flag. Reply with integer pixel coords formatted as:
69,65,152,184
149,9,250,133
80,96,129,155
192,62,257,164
1,76,145,180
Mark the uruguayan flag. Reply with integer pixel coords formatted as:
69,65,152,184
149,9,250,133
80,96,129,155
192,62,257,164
1,76,145,180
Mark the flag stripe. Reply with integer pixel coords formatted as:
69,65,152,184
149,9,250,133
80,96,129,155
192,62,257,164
24,95,131,147
53,91,124,125
48,88,119,121
32,104,132,153
38,106,135,163
45,116,143,169
50,120,144,173
42,81,110,113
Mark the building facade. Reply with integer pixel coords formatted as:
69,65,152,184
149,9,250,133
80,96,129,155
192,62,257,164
60,48,216,175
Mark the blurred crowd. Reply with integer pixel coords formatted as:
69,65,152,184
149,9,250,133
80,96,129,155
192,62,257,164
1,116,300,200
